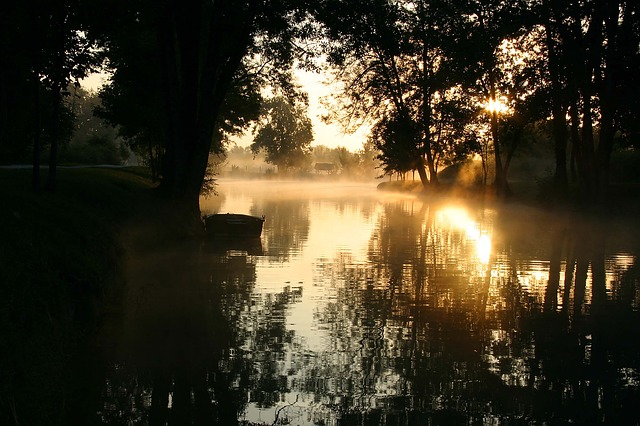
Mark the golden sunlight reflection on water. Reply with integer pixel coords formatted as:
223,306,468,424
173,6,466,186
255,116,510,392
206,180,520,424
92,177,640,426
98,178,639,425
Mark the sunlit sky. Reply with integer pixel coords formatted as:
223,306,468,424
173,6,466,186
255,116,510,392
81,69,370,152
235,69,370,152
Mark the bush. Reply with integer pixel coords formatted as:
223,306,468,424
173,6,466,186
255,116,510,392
59,135,130,165
610,149,640,183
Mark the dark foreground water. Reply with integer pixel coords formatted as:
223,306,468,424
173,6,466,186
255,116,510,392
98,179,640,425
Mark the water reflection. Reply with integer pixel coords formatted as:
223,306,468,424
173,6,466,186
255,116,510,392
260,198,310,259
98,179,639,424
100,240,242,424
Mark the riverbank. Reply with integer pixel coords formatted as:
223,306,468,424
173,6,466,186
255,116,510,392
0,167,156,424
377,178,640,218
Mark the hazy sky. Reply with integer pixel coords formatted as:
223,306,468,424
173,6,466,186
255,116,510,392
81,70,370,152
232,69,370,152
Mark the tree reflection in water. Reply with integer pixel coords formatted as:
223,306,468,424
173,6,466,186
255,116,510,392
97,184,639,425
255,198,310,259
98,240,232,424
535,216,640,424
292,201,638,424
98,237,304,425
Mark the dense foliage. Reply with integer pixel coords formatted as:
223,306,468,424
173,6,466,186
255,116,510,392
312,0,640,200
250,96,314,171
0,0,103,190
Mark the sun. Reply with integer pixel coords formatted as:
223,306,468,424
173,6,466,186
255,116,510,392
484,99,509,114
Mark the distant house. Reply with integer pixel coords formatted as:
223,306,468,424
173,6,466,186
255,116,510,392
314,162,336,174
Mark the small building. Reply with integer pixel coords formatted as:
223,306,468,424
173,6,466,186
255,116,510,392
314,162,336,174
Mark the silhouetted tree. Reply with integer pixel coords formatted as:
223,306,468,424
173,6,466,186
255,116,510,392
92,0,307,233
535,0,640,202
313,0,518,192
250,96,314,172
35,1,103,192
447,0,538,198
0,0,102,190
313,0,436,188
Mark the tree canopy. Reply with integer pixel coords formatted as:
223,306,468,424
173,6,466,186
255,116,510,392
312,0,640,200
86,0,311,232
251,96,314,172
0,0,103,190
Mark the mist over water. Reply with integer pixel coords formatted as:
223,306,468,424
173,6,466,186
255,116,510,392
99,178,640,425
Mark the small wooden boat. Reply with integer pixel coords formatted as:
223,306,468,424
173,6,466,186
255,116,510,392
204,213,265,238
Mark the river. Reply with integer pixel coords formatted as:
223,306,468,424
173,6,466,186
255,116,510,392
98,178,640,425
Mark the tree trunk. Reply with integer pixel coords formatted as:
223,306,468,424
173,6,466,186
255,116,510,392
32,80,42,193
595,0,620,202
45,87,61,192
569,97,580,183
155,0,255,236
503,126,523,179
45,6,68,193
424,151,438,186
416,159,430,189
580,92,596,197
488,69,510,198
576,2,604,201
544,7,568,194
421,43,438,189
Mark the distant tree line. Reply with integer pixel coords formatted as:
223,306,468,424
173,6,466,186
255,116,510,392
221,142,380,179
1,0,639,230
62,87,130,166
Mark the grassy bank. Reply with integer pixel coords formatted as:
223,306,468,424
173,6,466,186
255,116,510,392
0,167,155,425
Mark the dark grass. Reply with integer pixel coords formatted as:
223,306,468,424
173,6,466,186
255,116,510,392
0,167,156,425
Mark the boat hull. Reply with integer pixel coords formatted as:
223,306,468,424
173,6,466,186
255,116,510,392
204,213,264,238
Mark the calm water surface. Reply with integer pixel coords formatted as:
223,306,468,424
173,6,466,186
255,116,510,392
100,178,640,425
